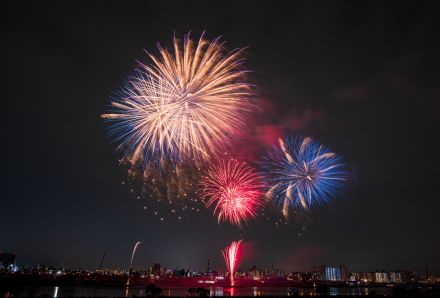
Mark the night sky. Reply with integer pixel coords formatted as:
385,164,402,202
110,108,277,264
2,2,440,274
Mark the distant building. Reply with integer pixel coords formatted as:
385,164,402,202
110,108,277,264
325,266,342,281
341,265,348,281
248,265,261,278
159,267,167,277
150,263,161,276
0,253,16,271
311,265,348,281
275,268,286,277
390,272,403,283
351,272,375,283
374,271,389,283
311,266,323,280
389,271,416,283
173,268,186,277
288,272,307,282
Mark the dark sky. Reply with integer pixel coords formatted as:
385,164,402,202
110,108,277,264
2,1,440,274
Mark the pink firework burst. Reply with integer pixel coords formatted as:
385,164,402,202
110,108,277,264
222,240,243,285
199,159,263,226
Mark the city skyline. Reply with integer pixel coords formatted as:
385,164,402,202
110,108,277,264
3,252,439,286
1,247,437,276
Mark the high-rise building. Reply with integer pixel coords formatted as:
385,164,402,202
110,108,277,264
352,272,375,283
311,265,324,280
311,265,347,281
389,271,416,283
340,265,348,281
324,266,342,281
173,268,186,277
150,263,161,276
374,271,389,283
390,272,403,283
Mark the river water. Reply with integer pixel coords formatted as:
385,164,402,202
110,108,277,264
3,285,391,297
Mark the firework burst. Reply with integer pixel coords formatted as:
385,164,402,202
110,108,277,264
222,240,242,285
199,159,263,226
262,136,345,218
102,33,254,166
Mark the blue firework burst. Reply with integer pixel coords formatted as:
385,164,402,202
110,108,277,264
262,136,345,217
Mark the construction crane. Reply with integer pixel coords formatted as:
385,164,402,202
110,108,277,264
98,251,108,271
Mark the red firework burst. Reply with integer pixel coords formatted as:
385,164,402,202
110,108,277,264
199,159,263,226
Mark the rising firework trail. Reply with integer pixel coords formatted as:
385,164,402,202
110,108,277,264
102,33,255,167
199,159,263,226
222,240,243,286
127,241,142,286
262,136,345,218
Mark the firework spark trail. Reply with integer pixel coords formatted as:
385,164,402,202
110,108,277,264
222,240,242,285
199,159,263,226
127,241,142,286
102,33,255,167
262,136,345,218
129,241,142,268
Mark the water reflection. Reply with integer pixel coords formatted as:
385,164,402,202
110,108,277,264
252,286,261,296
4,285,392,297
53,287,59,298
212,287,224,296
